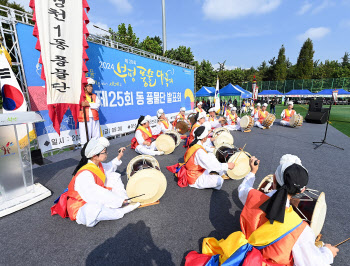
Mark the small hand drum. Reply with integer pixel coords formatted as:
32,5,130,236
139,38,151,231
176,121,189,134
262,113,276,128
155,130,181,154
126,155,167,205
213,131,234,147
290,114,303,128
240,115,254,131
188,113,196,126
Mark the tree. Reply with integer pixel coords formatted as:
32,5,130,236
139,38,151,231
138,36,162,55
274,45,287,80
165,46,194,65
109,23,139,47
196,60,216,91
0,0,26,13
341,52,350,68
295,38,314,79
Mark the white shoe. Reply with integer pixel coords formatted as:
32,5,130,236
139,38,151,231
155,151,164,155
122,202,141,214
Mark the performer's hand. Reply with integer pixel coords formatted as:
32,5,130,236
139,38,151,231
117,147,126,159
81,101,90,107
325,244,339,258
144,141,151,146
250,156,260,174
228,162,235,170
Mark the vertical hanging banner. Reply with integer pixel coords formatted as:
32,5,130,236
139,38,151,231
252,75,258,101
29,0,90,134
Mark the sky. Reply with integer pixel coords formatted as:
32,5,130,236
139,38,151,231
16,0,350,70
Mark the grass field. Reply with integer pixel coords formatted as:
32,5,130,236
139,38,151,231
273,104,350,137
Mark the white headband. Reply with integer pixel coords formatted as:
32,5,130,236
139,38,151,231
197,112,206,121
180,107,186,112
141,115,151,124
157,109,164,118
275,154,307,186
86,78,95,85
85,137,110,158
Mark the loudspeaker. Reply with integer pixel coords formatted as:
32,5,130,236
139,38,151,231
308,99,323,112
305,109,329,124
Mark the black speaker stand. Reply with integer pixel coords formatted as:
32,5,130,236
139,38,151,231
313,103,344,150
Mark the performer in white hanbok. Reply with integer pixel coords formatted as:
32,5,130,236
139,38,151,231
195,121,215,153
66,137,140,227
255,103,273,129
131,115,164,156
251,103,261,126
79,78,101,145
208,107,220,129
156,108,173,133
184,126,235,190
280,101,296,127
195,101,206,115
186,112,206,147
238,154,338,265
174,107,190,125
225,107,241,131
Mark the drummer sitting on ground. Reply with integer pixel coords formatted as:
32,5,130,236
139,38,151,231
280,101,296,127
208,107,220,129
225,106,241,131
173,107,190,127
131,115,164,156
187,154,338,265
255,103,272,129
237,154,338,265
186,112,206,147
185,126,235,190
67,137,140,227
251,102,261,124
156,108,172,133
195,101,206,115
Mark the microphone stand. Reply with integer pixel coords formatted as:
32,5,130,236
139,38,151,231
313,102,344,150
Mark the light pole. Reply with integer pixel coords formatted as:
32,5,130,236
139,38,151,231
161,0,167,55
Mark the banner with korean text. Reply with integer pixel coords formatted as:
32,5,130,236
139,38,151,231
16,23,195,153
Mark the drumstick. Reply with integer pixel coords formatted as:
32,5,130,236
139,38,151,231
232,144,246,164
119,144,131,153
126,194,145,201
235,144,259,166
335,237,350,247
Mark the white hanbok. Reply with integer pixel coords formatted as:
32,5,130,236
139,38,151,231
280,109,294,127
135,126,162,156
189,144,228,190
79,95,101,145
75,159,138,227
238,173,334,266
157,120,173,133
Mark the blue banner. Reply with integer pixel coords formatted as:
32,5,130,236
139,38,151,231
16,23,195,152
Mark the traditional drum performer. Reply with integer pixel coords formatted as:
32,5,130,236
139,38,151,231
173,107,190,126
251,102,261,124
79,78,101,145
66,137,140,227
225,106,241,131
186,154,338,265
186,112,206,147
131,115,164,156
280,101,296,127
208,107,220,129
156,108,173,133
182,126,235,190
255,103,272,129
195,101,206,115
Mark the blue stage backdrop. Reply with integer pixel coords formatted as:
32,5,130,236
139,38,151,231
16,23,195,153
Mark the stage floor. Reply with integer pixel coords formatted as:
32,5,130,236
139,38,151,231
1,120,350,266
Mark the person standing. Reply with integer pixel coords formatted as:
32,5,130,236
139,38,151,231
79,78,101,145
270,97,277,115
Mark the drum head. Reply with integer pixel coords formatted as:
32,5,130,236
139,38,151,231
263,114,276,127
212,127,230,139
257,174,274,193
156,134,175,154
213,131,234,147
176,121,189,134
289,115,297,127
126,168,167,204
310,192,327,236
213,143,237,163
166,130,181,147
290,114,303,127
126,155,160,179
240,116,250,128
227,152,251,180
